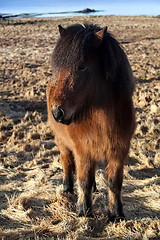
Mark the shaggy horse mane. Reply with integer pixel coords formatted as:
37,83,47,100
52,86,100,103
52,23,135,98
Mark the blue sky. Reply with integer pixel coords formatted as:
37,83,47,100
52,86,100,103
0,0,160,16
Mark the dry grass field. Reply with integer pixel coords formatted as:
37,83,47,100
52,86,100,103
0,15,160,239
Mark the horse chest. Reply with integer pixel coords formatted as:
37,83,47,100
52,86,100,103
69,119,109,160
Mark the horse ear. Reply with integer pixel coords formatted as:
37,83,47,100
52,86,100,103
94,26,108,47
58,25,66,36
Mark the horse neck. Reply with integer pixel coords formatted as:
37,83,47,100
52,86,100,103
75,74,132,124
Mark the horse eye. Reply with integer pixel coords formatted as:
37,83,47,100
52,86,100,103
78,62,87,72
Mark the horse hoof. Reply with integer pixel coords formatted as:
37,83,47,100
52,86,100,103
63,184,73,194
107,211,125,222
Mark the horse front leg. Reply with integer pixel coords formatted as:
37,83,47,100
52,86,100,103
107,159,125,222
76,155,96,217
58,143,74,193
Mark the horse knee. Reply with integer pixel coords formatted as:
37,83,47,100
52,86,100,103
60,149,74,193
108,174,122,194
107,161,123,190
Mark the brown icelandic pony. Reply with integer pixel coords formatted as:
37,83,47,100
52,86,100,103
47,24,135,221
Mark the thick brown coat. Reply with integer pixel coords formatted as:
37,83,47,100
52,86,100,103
47,24,135,220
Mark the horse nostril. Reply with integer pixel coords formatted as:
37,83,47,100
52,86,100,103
51,106,65,122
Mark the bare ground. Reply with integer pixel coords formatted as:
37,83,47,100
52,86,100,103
0,15,160,239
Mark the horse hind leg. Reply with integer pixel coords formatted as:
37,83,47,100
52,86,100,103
58,144,74,193
106,159,125,222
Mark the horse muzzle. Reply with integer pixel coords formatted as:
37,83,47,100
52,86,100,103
51,105,73,125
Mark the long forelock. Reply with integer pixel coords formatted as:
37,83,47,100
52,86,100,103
52,24,101,70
